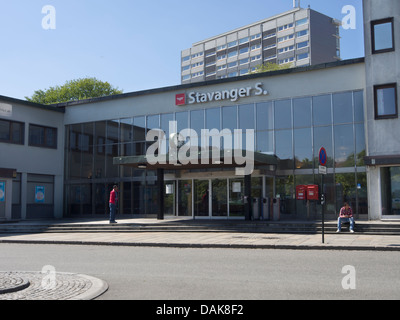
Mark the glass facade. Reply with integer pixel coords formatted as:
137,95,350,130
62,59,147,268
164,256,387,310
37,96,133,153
64,90,367,219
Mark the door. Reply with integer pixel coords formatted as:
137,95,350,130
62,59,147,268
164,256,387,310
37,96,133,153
178,180,192,216
194,180,209,217
164,181,176,216
229,178,245,218
212,179,228,217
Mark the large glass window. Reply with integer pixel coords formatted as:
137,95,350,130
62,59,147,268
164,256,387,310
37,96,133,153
275,100,292,130
276,129,293,170
206,108,220,131
374,83,398,119
256,102,273,131
333,92,353,124
294,128,313,169
293,97,311,128
256,131,273,153
133,117,146,142
354,91,364,123
238,104,254,130
371,18,395,54
334,124,355,168
313,94,332,126
222,106,237,131
355,123,366,166
175,112,188,133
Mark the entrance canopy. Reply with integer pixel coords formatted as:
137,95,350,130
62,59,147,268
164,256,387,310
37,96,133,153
113,148,278,171
114,149,278,221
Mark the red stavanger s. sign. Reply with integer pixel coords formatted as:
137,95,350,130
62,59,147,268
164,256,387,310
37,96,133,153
175,94,186,106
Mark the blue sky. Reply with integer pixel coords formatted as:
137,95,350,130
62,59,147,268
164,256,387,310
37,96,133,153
0,0,364,100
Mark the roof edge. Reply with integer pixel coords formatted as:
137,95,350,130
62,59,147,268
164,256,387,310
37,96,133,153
0,95,65,113
52,57,365,108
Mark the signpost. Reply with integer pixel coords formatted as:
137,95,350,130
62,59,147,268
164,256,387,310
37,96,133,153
319,148,327,244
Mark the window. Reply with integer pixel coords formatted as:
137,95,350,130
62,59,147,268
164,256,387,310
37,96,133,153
297,41,309,49
29,124,57,148
228,50,238,58
297,53,309,60
297,30,308,37
228,61,237,68
278,23,294,31
374,83,398,119
278,34,294,43
263,32,276,40
371,18,395,54
191,52,204,59
250,55,261,62
228,41,238,48
296,18,308,27
0,119,24,145
278,45,294,54
239,47,249,55
239,37,249,44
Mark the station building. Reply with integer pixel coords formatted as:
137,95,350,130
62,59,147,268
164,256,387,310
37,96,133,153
0,0,399,222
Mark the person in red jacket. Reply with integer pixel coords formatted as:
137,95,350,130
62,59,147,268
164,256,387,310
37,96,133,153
109,185,118,224
337,202,355,233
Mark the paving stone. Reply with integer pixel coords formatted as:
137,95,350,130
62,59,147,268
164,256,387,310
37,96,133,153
0,272,108,300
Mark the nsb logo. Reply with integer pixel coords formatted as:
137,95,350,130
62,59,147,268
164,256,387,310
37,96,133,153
175,93,186,106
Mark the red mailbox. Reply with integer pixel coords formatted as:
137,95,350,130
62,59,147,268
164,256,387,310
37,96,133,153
296,185,307,200
307,185,319,201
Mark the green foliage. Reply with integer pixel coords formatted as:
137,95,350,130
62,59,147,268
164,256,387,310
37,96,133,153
250,62,293,74
25,77,123,105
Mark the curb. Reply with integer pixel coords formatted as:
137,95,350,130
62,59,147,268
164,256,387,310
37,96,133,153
1,239,400,252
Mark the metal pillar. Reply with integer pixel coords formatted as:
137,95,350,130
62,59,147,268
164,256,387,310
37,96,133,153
157,168,164,220
244,174,252,221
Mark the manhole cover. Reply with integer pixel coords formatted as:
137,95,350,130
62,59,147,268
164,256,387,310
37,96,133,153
0,272,108,300
0,273,30,294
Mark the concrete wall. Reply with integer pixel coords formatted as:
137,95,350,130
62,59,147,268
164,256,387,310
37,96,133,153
310,9,339,65
363,0,400,220
363,0,400,157
0,99,65,219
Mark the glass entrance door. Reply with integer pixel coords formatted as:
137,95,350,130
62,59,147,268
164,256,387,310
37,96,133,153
178,180,192,216
212,179,228,217
194,180,209,217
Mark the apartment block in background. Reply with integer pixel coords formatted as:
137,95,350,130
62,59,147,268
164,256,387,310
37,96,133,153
181,7,341,84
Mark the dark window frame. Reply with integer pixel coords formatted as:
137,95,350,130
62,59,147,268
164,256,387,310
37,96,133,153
374,83,398,120
0,119,25,145
371,17,395,54
28,124,58,149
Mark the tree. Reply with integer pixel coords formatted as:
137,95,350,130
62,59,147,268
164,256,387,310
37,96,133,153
25,77,123,105
250,62,293,74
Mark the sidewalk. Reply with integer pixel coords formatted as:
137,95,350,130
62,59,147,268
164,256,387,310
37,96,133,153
1,218,400,251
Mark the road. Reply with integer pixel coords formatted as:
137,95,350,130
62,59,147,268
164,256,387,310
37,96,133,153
1,243,400,300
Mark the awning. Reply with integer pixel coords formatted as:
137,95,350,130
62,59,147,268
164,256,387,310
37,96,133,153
114,148,278,171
